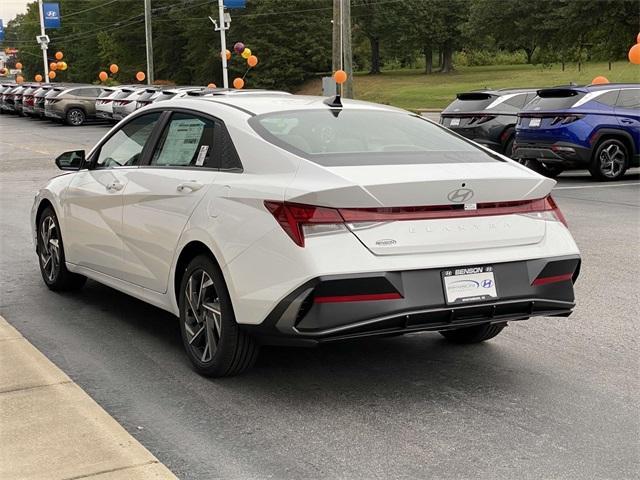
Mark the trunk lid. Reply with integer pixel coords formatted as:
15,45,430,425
287,160,554,255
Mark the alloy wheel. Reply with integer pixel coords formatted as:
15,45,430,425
39,216,60,282
68,109,84,126
183,269,222,363
598,142,626,179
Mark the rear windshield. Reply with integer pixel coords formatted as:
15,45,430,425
527,89,585,111
114,89,137,99
99,89,114,98
249,109,498,167
442,93,496,113
45,89,62,98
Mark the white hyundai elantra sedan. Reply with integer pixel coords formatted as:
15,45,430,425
32,93,581,376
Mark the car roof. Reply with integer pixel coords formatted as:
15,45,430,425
192,94,406,116
537,83,640,95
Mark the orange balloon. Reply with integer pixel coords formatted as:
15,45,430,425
55,51,63,60
49,62,57,71
109,64,119,74
224,49,231,60
207,83,217,88
592,76,609,85
35,74,43,82
15,62,23,70
629,43,640,65
16,75,24,84
334,69,347,84
136,71,146,82
48,71,56,79
233,77,244,89
247,55,258,67
56,61,64,70
99,71,108,82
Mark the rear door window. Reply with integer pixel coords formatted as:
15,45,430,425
616,89,640,109
150,113,215,168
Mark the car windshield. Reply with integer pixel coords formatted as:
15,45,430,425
250,109,497,166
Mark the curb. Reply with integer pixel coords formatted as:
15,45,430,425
0,316,178,480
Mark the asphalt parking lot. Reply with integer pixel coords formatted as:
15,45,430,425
1,114,638,480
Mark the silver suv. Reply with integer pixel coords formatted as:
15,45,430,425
44,86,102,126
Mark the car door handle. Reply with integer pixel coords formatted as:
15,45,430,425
106,181,124,192
620,119,634,124
177,181,204,193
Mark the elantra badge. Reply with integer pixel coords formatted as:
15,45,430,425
447,188,474,203
375,239,397,247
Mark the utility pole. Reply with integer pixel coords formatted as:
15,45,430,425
332,0,353,98
144,0,154,84
342,0,353,98
37,0,50,83
217,0,229,88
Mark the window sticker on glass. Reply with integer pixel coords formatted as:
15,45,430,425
154,119,205,166
195,145,209,166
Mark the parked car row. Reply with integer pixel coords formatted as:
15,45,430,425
0,82,289,126
441,83,639,180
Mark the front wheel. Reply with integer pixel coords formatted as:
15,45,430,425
179,255,259,377
440,323,505,344
37,207,86,291
589,138,628,181
66,108,86,126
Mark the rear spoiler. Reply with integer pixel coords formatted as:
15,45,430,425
536,88,582,98
456,92,494,101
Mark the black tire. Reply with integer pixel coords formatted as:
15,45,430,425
65,108,86,126
503,137,515,158
440,323,505,344
178,254,259,377
37,207,87,291
524,159,564,179
588,138,628,181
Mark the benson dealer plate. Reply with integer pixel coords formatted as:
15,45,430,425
442,266,498,304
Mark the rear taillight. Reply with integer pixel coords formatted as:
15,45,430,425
266,195,568,247
264,201,344,247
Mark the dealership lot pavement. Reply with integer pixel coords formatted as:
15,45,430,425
1,115,638,479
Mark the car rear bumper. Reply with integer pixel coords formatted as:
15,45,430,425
242,255,581,346
96,111,113,120
513,141,592,166
45,108,63,119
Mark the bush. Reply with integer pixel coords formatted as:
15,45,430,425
455,50,527,66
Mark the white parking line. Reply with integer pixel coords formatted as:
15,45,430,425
555,182,640,190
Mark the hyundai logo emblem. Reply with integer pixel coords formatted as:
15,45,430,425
447,188,474,203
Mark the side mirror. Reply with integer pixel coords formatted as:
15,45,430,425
55,150,85,171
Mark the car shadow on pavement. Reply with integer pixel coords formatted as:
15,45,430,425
68,279,530,401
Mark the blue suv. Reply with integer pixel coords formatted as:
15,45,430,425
514,84,639,180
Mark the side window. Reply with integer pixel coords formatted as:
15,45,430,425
595,90,619,107
150,113,215,167
96,112,161,169
616,90,640,109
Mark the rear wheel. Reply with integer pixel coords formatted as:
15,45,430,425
37,207,86,291
179,255,259,377
66,108,86,126
440,323,505,344
524,160,564,178
503,138,515,158
589,138,628,181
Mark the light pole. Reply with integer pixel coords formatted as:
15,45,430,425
37,0,50,83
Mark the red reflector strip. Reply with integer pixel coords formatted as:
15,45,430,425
314,292,402,304
532,273,573,286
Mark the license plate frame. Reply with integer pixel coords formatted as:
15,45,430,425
441,265,498,305
450,117,461,127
